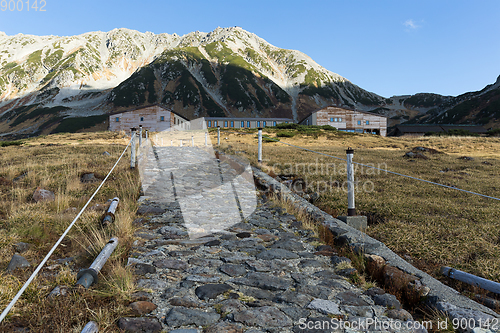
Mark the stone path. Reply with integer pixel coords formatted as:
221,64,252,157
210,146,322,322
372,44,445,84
120,145,427,333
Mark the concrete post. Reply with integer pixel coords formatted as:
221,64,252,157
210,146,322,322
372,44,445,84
217,126,220,146
346,147,355,216
76,238,118,289
171,140,173,147
180,139,183,147
192,136,194,147
258,128,263,163
145,130,148,141
130,128,136,169
139,125,143,146
205,132,208,147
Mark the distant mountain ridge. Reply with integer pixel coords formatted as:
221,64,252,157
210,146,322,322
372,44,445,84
0,27,498,136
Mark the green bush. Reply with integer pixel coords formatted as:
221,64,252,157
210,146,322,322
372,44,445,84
0,140,23,147
487,128,500,137
276,131,295,138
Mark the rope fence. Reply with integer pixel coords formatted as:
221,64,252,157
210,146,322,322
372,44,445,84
0,136,134,324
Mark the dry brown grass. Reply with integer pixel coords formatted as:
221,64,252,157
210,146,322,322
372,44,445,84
216,128,500,283
0,131,140,332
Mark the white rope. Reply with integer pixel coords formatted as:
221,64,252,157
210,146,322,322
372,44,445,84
219,129,500,202
0,137,133,323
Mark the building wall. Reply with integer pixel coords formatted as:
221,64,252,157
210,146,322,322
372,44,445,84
109,105,174,132
204,117,293,129
301,106,387,136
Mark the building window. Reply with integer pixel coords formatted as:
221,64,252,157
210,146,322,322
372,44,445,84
241,121,244,128
357,120,361,125
339,117,342,122
263,121,267,127
140,117,144,122
214,121,218,127
273,121,277,126
230,121,234,128
366,120,370,125
115,117,119,122
330,118,334,122
355,129,363,133
160,116,165,121
257,121,261,127
247,121,251,128
208,120,211,127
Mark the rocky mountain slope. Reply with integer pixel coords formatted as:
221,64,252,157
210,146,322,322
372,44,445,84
396,75,500,128
0,27,389,136
0,27,498,136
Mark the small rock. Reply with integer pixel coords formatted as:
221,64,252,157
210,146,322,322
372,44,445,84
80,173,98,183
236,232,252,239
153,259,188,270
32,187,55,202
387,308,413,321
117,317,162,333
204,322,244,333
331,256,351,266
204,239,221,247
137,205,166,215
256,248,299,260
14,242,31,253
233,306,292,328
133,263,156,275
306,299,342,315
102,151,111,156
363,287,385,297
373,293,401,309
130,291,152,302
164,307,220,327
220,264,247,277
170,296,200,308
129,301,157,315
7,254,30,272
459,156,474,161
195,284,232,300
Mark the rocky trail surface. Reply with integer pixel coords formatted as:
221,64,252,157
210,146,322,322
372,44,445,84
118,145,427,333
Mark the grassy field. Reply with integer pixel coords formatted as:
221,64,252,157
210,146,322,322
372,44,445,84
0,131,140,332
214,127,500,284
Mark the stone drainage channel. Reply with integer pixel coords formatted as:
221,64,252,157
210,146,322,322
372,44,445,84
118,145,498,333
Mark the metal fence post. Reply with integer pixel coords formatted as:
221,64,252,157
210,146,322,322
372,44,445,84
258,128,263,163
346,147,356,216
180,139,183,147
130,128,136,169
76,238,118,289
192,136,194,147
217,126,220,146
139,125,143,146
205,132,208,147
145,130,148,141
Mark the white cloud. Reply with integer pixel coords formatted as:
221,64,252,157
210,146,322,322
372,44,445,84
404,19,421,30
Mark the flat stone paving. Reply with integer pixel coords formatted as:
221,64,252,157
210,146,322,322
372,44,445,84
123,145,427,333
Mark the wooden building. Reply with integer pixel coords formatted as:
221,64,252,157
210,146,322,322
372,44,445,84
299,106,388,136
109,105,189,132
203,117,293,129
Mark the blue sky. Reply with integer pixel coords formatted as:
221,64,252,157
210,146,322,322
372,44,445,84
1,0,498,97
